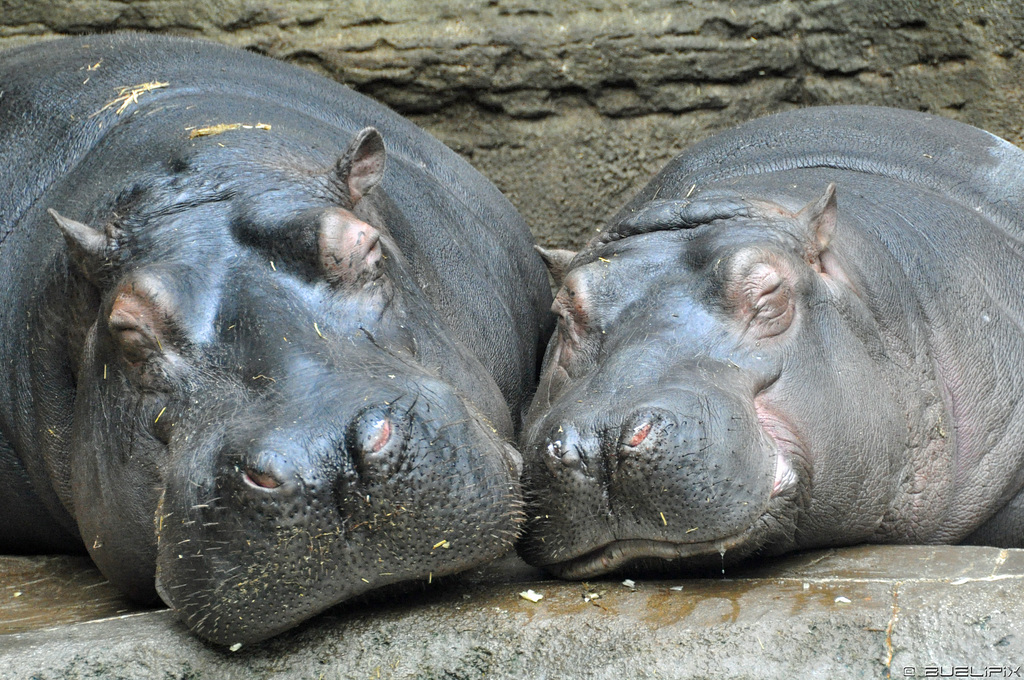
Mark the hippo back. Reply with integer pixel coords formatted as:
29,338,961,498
613,105,1024,236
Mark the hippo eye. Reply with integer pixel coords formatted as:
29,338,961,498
553,288,584,332
318,208,385,290
109,300,165,366
551,292,586,357
114,325,159,365
150,397,174,445
728,257,796,340
105,274,188,392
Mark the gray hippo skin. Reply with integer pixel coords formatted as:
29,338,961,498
0,34,552,644
520,105,1024,579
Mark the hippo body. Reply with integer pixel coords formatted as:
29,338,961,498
0,34,551,643
521,106,1024,578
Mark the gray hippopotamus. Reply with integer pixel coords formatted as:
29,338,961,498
0,33,552,645
520,105,1024,579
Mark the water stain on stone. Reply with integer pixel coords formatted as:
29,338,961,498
0,556,152,634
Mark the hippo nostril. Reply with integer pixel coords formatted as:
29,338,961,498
355,415,398,457
368,417,392,453
625,421,653,448
543,428,587,473
243,467,282,490
348,406,408,474
619,409,676,454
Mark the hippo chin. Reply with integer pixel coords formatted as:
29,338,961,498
520,105,1024,579
0,34,551,645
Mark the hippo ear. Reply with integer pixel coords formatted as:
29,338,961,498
793,183,856,289
795,183,837,264
535,246,577,286
334,127,386,206
48,208,120,285
318,208,384,289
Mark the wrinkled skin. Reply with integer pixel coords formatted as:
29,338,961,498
0,34,551,645
520,106,1024,579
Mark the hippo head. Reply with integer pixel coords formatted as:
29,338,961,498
520,185,905,578
49,128,522,645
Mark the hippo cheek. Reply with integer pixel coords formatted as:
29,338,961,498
154,392,522,647
520,387,792,578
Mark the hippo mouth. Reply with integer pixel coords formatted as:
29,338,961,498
535,443,806,580
519,390,809,580
543,529,761,580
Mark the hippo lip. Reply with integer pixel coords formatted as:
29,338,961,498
535,447,800,580
544,527,760,580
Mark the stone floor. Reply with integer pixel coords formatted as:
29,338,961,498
1,545,1021,679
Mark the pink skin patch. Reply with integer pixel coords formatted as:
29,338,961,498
319,208,382,285
626,421,652,448
771,453,797,497
368,418,392,453
243,468,281,490
755,397,802,499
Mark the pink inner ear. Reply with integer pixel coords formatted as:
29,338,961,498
318,208,382,287
553,280,590,348
737,261,795,339
349,153,384,204
343,129,386,205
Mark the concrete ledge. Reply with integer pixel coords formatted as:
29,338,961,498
2,545,1020,679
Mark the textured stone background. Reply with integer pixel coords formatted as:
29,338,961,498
4,0,1023,248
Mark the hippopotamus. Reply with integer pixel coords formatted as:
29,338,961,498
519,105,1024,579
0,33,552,645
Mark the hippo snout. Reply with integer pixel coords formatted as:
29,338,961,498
155,379,522,646
541,425,589,475
521,385,779,577
541,407,683,476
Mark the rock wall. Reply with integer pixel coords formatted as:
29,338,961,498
3,1,1023,247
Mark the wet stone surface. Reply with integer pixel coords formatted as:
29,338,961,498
1,545,1020,679
0,555,147,635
